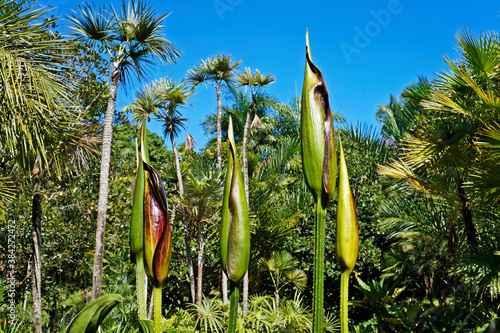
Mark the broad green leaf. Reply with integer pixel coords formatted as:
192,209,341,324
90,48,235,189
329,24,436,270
64,294,123,333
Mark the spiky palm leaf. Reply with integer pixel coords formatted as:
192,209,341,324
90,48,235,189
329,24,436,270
279,294,312,332
0,0,78,173
189,298,225,333
461,239,500,298
187,54,241,89
68,0,180,84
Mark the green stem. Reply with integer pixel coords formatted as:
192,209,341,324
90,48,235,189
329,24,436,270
228,281,239,333
136,253,147,320
340,270,351,333
154,286,162,333
312,200,327,333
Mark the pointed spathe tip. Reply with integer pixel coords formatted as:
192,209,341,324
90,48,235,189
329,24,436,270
306,27,310,47
305,27,312,60
228,115,235,144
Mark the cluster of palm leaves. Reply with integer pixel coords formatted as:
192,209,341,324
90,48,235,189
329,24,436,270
175,294,339,333
364,29,500,331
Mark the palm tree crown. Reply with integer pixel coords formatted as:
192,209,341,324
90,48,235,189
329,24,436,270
69,0,180,82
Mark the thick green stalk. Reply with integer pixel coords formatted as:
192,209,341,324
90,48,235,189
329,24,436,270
228,281,239,333
340,270,351,333
132,119,149,320
312,200,327,333
136,253,146,320
154,286,162,333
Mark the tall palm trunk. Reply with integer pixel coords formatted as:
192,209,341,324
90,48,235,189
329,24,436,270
216,82,223,171
171,136,196,303
242,97,255,195
92,63,119,301
197,222,206,304
31,178,43,333
241,96,256,318
216,81,230,305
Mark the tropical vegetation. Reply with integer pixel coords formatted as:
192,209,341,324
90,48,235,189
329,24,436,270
0,1,499,332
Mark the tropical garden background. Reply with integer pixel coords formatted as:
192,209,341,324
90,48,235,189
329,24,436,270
1,0,499,332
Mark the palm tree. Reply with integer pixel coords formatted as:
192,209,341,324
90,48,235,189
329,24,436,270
186,54,241,170
155,80,198,303
258,251,307,308
0,2,99,331
236,68,276,195
184,163,224,304
379,30,500,249
187,55,240,305
0,0,74,173
376,94,413,144
68,0,180,300
235,67,275,317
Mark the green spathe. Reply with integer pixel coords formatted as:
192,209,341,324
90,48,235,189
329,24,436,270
301,30,337,205
336,136,359,273
337,135,359,333
220,116,250,283
301,29,338,333
130,121,150,261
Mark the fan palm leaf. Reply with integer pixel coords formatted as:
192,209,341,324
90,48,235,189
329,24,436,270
0,0,76,173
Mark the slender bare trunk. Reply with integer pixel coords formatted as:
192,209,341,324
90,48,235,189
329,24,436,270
31,180,42,333
197,223,206,304
92,63,119,301
242,97,255,197
241,96,255,318
216,82,222,170
23,258,31,319
217,82,230,305
172,136,196,303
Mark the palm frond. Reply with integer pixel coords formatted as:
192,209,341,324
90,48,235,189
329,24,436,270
188,298,225,333
68,2,113,44
187,53,241,89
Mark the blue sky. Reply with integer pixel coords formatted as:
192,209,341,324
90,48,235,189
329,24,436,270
50,0,500,149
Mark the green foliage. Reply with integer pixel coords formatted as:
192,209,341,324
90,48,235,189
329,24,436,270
4,7,500,332
63,294,123,333
258,250,307,305
189,299,225,333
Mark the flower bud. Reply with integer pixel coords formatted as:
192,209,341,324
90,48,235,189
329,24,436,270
301,30,337,205
143,161,172,287
220,116,250,283
336,137,359,273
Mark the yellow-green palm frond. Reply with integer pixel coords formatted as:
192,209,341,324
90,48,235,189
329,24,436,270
0,176,16,220
0,0,77,174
